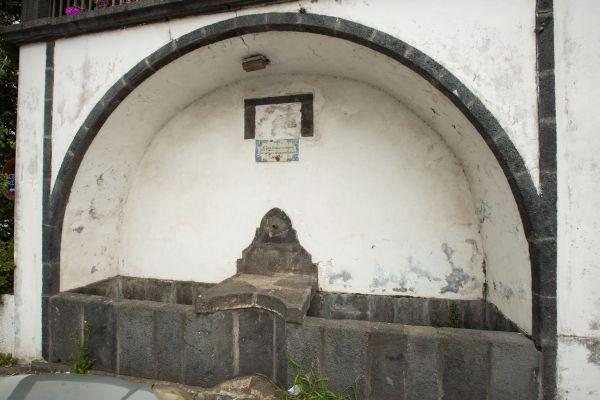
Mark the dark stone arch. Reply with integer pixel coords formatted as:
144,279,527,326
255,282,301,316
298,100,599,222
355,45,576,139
42,12,554,384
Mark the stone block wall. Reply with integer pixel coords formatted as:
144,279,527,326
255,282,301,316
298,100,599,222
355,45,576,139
287,318,540,400
48,277,540,398
309,292,521,332
48,291,288,387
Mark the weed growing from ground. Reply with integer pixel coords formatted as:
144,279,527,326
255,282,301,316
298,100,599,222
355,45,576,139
70,320,94,374
261,354,360,400
0,353,17,367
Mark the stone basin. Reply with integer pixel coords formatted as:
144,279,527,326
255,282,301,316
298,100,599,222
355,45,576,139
47,209,540,399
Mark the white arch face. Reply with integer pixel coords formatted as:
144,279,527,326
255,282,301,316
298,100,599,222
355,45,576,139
60,31,532,332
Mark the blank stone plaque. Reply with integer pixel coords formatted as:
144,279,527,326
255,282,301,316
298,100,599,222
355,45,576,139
255,103,302,140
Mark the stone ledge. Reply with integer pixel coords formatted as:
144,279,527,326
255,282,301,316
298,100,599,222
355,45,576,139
195,273,316,323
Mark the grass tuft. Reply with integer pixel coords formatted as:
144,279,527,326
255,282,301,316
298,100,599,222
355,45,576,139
70,320,94,374
0,352,17,367
260,354,360,400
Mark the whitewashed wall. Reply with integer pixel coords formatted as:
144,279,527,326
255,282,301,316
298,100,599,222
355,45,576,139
60,31,531,331
556,0,600,398
0,295,15,354
121,75,484,298
13,43,46,360
51,0,539,188
14,0,539,359
50,0,536,331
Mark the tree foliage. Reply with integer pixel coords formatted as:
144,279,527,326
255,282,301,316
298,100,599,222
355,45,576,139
0,2,20,294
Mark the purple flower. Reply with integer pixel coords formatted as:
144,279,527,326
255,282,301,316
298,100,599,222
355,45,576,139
65,6,81,15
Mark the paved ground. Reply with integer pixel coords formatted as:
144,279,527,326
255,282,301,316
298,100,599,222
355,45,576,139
0,374,159,400
0,360,281,400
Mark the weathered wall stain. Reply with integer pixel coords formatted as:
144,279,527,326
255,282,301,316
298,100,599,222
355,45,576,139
370,257,442,293
476,200,492,224
585,339,600,366
440,243,470,293
328,270,352,284
493,280,528,301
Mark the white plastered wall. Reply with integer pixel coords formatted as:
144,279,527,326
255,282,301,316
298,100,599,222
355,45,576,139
51,0,539,187
12,43,46,360
50,0,536,332
121,75,484,299
556,0,600,398
0,295,15,354
12,0,539,359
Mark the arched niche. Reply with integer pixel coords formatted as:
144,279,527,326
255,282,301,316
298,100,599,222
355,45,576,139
47,14,536,334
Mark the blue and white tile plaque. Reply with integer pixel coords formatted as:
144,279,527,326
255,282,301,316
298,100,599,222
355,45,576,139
255,139,299,162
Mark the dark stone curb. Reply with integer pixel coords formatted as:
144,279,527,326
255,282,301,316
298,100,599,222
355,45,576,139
535,1,558,398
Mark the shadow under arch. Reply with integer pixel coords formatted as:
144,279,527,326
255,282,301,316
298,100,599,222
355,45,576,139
43,12,550,360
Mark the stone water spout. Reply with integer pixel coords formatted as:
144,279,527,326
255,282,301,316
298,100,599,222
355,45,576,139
195,208,317,323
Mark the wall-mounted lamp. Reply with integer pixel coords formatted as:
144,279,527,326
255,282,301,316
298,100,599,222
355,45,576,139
242,54,270,72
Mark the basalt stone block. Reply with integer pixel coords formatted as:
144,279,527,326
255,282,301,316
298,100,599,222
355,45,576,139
117,300,158,379
255,292,288,318
439,329,489,400
196,279,256,314
176,281,196,305
307,292,325,317
461,300,485,330
428,299,450,327
74,277,117,298
237,208,317,276
83,296,117,372
184,310,234,387
285,318,323,385
49,293,84,363
393,297,429,326
404,326,439,400
274,316,287,387
146,279,176,303
260,286,314,323
196,273,315,324
238,308,275,378
489,334,540,400
322,320,368,395
330,293,370,321
368,325,406,399
195,282,216,294
121,277,146,301
156,304,188,382
368,295,394,323
485,303,519,333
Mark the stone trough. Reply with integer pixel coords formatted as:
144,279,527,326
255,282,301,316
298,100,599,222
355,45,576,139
48,209,540,399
